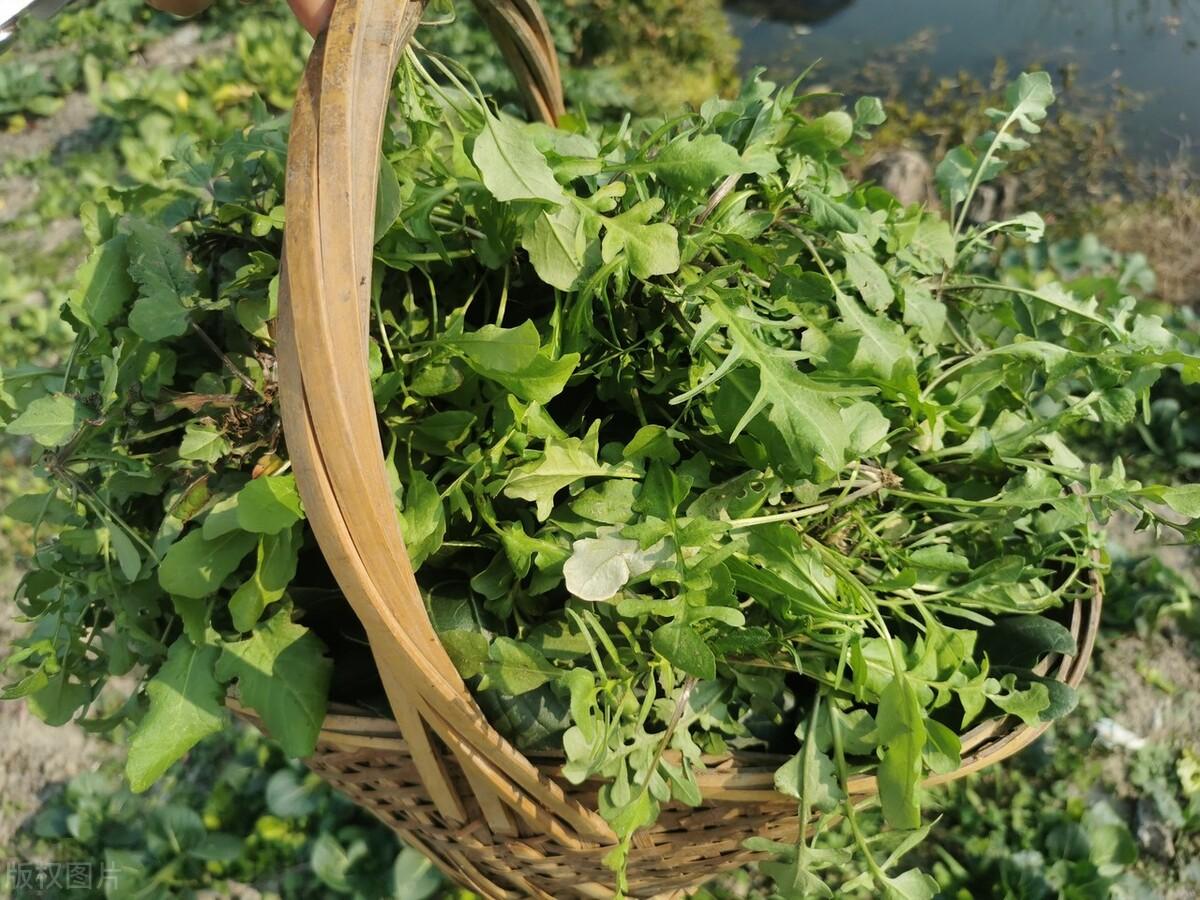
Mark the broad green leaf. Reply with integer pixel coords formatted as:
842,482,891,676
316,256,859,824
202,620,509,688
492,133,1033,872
6,394,84,447
901,284,946,344
311,833,354,892
774,747,844,812
882,869,939,900
570,479,641,525
444,320,541,372
704,298,848,476
123,218,196,341
835,289,915,383
876,672,925,830
202,494,242,539
129,292,189,340
845,251,893,312
391,847,442,900
215,610,331,757
1160,484,1200,517
480,637,560,695
400,472,445,570
229,526,301,632
522,202,589,290
179,423,229,463
468,348,579,404
978,614,1075,666
28,673,91,727
792,111,855,152
909,546,971,573
651,621,716,680
841,400,891,456
69,236,134,331
159,529,258,599
126,636,225,792
563,535,671,602
375,154,403,241
1001,70,1055,133
503,435,637,520
640,133,748,192
985,673,1050,726
106,520,142,581
600,198,680,279
265,768,320,818
440,630,490,679
854,96,887,127
923,719,962,775
798,188,865,234
934,146,979,210
236,474,304,534
472,110,565,204
1039,679,1079,722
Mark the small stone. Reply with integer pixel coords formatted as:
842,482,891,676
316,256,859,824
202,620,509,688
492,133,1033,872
864,149,933,206
1135,795,1176,860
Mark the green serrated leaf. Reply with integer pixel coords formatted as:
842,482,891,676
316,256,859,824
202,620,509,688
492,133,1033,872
601,198,680,279
503,435,637,520
215,610,331,757
641,133,748,192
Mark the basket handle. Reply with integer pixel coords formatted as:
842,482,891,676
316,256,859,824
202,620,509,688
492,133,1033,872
275,0,614,851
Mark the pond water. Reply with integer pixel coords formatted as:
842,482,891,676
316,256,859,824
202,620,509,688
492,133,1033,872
726,0,1200,163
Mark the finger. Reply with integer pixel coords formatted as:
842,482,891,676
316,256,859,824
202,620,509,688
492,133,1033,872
286,0,336,37
146,0,216,16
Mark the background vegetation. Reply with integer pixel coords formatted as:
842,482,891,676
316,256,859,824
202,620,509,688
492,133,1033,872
1,1,1196,898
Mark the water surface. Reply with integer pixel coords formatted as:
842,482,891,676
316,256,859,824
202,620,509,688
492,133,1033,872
727,0,1200,162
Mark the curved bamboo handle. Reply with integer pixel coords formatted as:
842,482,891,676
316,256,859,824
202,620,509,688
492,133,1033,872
275,0,612,858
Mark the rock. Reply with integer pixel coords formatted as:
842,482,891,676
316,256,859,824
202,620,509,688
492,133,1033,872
1094,717,1148,751
1136,795,1177,860
864,149,933,206
965,175,1021,224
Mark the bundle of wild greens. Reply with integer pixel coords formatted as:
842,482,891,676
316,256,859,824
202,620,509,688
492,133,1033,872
4,57,1200,895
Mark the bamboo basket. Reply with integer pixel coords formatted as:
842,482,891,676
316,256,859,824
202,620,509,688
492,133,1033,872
262,1,1104,896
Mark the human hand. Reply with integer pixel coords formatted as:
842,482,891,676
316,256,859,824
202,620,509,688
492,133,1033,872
146,0,335,38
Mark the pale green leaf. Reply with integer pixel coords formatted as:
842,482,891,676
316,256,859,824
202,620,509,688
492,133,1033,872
179,423,229,463
126,637,225,792
472,110,565,204
6,394,85,447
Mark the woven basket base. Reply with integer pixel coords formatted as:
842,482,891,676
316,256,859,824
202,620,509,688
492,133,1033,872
303,737,794,899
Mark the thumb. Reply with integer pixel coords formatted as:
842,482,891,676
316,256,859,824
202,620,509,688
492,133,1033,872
286,0,336,37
